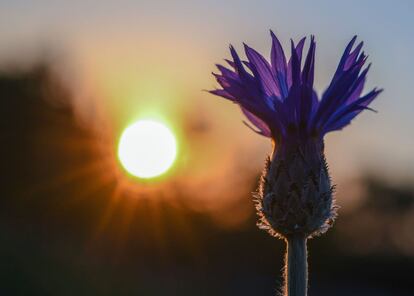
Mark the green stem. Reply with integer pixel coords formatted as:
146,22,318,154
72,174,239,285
285,234,308,296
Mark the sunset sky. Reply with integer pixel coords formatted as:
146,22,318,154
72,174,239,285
2,3,414,296
1,0,413,188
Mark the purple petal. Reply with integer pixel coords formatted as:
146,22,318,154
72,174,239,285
209,89,235,100
225,59,235,68
289,39,302,87
287,37,306,87
270,30,288,88
244,43,281,97
229,45,249,78
216,64,238,79
286,40,303,125
301,36,315,87
333,35,357,81
241,107,272,137
344,41,363,71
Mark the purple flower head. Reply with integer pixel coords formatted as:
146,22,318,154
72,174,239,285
211,31,382,145
210,32,382,239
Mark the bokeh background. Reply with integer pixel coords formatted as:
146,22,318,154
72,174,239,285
1,1,413,295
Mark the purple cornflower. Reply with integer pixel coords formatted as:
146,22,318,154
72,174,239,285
211,31,381,237
210,31,382,296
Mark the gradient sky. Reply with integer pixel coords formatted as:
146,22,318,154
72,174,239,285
1,0,414,185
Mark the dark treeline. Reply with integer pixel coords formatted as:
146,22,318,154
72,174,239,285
0,64,413,295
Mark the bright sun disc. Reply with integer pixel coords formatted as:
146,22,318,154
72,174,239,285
118,119,177,179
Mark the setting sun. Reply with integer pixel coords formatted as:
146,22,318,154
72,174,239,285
118,119,177,179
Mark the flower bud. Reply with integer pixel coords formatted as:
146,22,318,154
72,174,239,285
256,140,337,239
